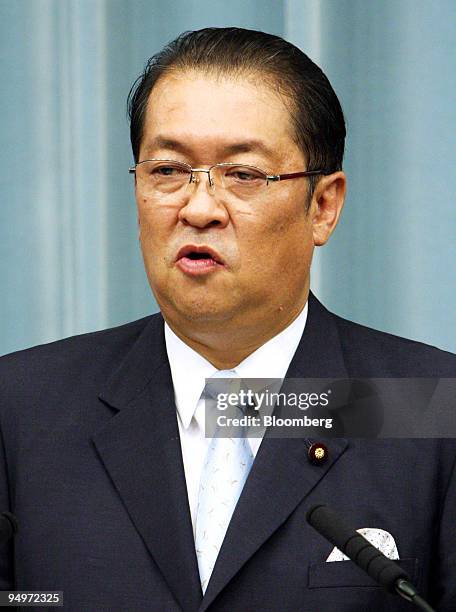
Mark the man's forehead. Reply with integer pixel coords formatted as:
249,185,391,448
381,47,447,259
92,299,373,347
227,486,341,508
141,134,277,159
140,72,301,162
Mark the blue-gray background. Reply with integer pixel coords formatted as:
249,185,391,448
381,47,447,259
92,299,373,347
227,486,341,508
1,0,455,356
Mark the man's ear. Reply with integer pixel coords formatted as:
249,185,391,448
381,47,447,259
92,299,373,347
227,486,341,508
310,171,346,246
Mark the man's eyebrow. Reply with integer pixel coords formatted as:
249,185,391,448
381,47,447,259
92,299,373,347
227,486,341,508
144,136,275,158
222,140,274,157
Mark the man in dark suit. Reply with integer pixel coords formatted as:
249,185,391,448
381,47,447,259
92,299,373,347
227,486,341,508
1,27,455,611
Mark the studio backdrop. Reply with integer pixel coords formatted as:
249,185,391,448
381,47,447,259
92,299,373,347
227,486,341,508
1,0,455,356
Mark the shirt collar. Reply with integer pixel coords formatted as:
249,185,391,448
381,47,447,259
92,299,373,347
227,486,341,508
164,325,217,429
164,302,308,429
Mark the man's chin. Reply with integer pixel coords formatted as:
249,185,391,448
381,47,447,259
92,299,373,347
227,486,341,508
161,295,238,327
175,305,235,324
152,280,245,327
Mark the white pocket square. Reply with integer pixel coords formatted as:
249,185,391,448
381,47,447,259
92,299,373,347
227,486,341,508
326,528,400,562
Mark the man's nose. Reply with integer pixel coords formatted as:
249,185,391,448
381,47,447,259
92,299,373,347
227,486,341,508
178,172,230,229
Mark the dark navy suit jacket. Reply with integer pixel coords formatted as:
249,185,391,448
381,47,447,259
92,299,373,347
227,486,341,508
1,293,456,611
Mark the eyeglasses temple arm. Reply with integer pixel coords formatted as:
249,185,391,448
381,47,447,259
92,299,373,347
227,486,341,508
268,170,328,182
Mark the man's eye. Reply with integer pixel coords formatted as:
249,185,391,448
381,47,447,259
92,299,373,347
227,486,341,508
228,169,262,182
235,172,255,181
154,166,180,176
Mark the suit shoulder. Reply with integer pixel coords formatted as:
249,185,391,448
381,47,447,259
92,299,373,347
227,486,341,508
0,313,162,391
332,313,456,376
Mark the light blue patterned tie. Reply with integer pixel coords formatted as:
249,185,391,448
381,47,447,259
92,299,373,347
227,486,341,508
195,370,255,593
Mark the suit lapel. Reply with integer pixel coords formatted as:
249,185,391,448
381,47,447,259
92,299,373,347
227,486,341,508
91,294,350,611
93,316,202,612
199,293,350,611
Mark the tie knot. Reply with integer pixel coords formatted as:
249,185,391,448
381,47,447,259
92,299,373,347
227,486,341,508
203,370,241,401
214,369,238,378
202,371,257,439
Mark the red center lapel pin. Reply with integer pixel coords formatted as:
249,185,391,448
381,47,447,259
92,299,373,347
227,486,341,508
308,442,329,465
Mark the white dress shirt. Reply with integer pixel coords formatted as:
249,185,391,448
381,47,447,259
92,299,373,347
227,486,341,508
164,303,308,532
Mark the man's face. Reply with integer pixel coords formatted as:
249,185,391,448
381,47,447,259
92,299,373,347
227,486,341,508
136,71,320,333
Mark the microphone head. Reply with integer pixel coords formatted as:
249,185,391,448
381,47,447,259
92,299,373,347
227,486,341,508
306,504,356,552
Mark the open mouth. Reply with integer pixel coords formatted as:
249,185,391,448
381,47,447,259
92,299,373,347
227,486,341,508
186,251,215,261
176,245,225,276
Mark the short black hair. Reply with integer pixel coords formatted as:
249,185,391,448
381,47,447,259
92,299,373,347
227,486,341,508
127,27,346,198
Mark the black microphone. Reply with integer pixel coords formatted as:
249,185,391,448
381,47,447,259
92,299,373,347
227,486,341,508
0,512,18,545
306,504,435,612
